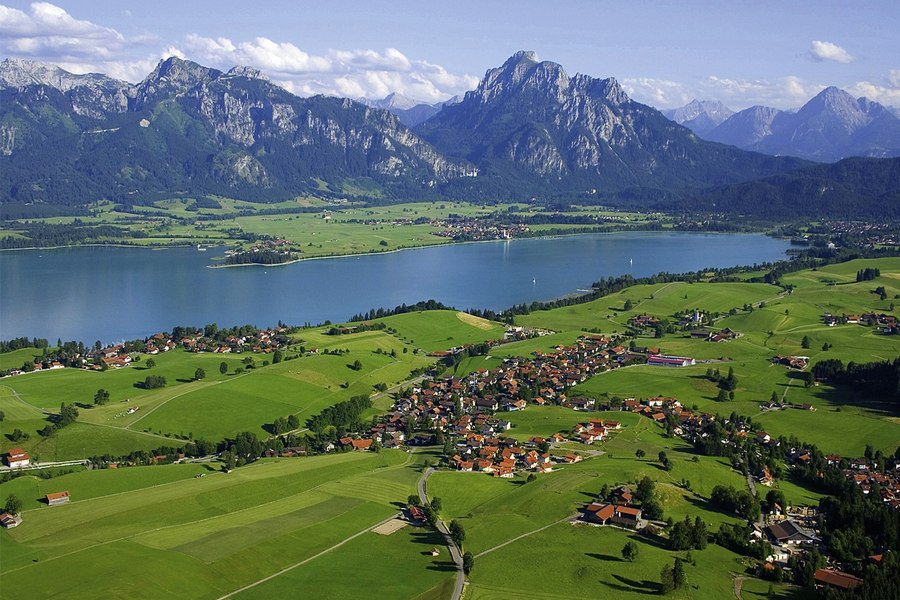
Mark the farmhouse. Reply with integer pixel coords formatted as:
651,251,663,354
350,438,373,451
583,502,615,524
610,505,643,528
765,519,819,545
647,355,696,367
0,512,22,528
46,491,70,506
814,568,862,591
6,447,30,468
409,506,425,523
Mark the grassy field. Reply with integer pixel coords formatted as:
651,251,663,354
0,450,452,600
0,327,442,456
513,258,900,456
0,311,510,458
373,310,506,353
466,523,744,600
1,256,897,598
0,347,46,371
4,198,660,260
427,413,786,599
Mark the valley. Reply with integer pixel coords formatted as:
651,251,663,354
2,256,898,599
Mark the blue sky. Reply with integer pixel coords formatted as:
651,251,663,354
1,0,898,109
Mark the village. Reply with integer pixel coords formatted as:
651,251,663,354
0,325,294,376
309,327,899,596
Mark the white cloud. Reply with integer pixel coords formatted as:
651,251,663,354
623,74,827,111
0,3,477,101
809,40,855,64
847,70,900,108
176,34,477,102
0,2,126,60
621,77,692,107
888,69,900,88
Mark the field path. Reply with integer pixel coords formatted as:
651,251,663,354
127,378,232,428
475,515,575,559
215,515,398,599
4,451,418,577
733,575,745,599
0,384,52,415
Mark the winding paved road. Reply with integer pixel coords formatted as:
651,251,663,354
418,467,465,600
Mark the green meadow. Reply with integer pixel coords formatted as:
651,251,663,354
0,256,898,598
466,524,743,600
5,198,659,260
428,413,781,599
514,258,900,456
0,450,451,600
374,310,506,353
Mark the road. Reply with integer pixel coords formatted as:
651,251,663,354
0,459,89,472
418,467,465,600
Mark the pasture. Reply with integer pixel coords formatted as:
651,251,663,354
0,450,449,600
514,258,900,456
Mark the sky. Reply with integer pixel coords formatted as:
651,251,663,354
1,0,899,110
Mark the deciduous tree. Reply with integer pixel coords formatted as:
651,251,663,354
622,540,639,561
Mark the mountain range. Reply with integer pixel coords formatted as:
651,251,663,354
0,52,897,216
665,89,900,162
661,100,734,136
358,93,459,128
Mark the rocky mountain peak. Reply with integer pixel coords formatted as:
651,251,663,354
664,99,734,125
472,51,573,105
0,58,126,93
145,56,221,88
800,86,859,115
0,58,132,119
225,65,269,81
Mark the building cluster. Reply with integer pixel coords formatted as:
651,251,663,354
431,216,529,241
816,453,900,509
179,327,291,354
582,485,646,529
819,221,900,247
2,327,293,378
822,311,898,334
334,336,642,467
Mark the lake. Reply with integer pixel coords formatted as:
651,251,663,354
0,232,790,343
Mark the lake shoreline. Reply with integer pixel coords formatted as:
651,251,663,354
1,231,793,343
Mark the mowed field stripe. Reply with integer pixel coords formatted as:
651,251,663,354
216,515,397,600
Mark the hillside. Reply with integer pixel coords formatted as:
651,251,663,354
676,156,900,217
0,57,474,206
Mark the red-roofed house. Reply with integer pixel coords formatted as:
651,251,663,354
584,502,615,524
46,491,70,506
6,448,30,468
611,505,642,528
814,569,862,591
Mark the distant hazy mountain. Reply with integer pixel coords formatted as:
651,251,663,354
0,57,474,204
359,93,458,127
704,87,900,162
417,50,805,197
662,100,734,136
